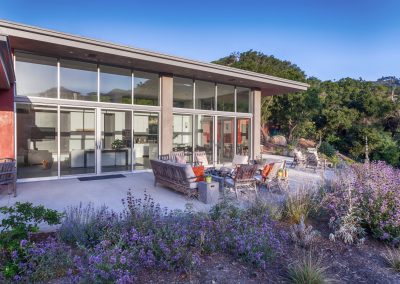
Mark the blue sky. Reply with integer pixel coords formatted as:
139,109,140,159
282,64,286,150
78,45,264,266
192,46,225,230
0,0,399,81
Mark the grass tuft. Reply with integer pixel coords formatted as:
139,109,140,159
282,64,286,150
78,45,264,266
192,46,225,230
382,247,400,272
287,253,333,284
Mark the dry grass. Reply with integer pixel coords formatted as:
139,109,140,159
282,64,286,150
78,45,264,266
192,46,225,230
383,247,400,272
283,186,317,223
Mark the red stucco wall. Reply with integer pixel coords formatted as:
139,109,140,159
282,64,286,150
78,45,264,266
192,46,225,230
0,87,14,159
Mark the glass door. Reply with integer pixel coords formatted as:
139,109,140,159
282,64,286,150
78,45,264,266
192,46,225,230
100,109,132,173
60,107,96,176
217,117,234,164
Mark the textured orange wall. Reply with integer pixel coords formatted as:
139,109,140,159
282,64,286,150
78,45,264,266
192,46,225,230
0,87,14,159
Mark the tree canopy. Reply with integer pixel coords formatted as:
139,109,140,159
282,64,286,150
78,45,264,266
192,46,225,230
213,51,400,166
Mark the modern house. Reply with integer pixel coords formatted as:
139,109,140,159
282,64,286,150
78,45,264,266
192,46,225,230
0,20,308,181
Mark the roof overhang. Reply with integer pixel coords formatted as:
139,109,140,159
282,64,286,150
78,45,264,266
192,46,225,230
0,20,308,95
0,34,14,90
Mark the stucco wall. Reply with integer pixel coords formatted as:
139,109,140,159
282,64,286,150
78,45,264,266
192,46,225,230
0,87,14,159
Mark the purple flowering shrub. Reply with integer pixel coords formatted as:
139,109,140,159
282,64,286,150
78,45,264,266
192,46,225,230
325,161,400,242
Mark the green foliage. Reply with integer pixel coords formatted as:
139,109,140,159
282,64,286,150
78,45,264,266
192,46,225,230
287,253,333,284
214,51,400,166
319,142,335,158
0,203,62,279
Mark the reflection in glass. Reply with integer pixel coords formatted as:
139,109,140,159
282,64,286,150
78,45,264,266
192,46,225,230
101,110,132,172
60,60,98,101
134,71,159,106
195,115,213,164
100,66,132,104
15,52,57,98
16,104,58,178
237,118,251,156
217,117,234,164
173,77,193,108
173,114,193,162
60,108,96,175
133,112,159,169
217,84,235,112
195,80,215,110
237,87,250,113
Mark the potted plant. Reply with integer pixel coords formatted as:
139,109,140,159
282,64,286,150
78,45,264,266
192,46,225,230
205,174,212,183
111,139,124,150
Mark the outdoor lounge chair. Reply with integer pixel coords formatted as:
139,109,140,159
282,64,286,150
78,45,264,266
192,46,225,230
193,151,210,167
170,151,186,164
0,158,17,197
225,164,258,199
292,149,306,168
257,160,288,191
305,151,326,171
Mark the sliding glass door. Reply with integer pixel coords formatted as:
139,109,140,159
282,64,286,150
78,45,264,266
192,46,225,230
101,110,132,173
217,117,234,164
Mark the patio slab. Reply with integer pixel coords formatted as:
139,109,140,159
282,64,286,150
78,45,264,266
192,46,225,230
0,172,212,226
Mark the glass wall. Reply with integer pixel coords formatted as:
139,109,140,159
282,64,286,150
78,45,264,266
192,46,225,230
237,118,251,156
60,60,98,101
173,114,193,162
133,112,159,169
60,108,96,175
217,84,235,112
101,110,132,172
195,80,215,110
173,77,193,108
237,87,251,113
100,66,132,104
15,52,58,98
194,115,213,164
16,104,58,179
217,117,234,164
134,71,159,106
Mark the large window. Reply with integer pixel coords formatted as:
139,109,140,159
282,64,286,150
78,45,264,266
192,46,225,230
173,114,193,162
100,66,132,104
195,80,215,110
15,52,58,98
60,60,98,101
217,84,235,112
16,104,58,178
173,77,193,108
134,71,159,106
237,87,251,113
195,115,213,164
237,118,251,156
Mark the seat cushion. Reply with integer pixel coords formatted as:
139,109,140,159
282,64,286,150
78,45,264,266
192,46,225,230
232,155,248,166
184,165,196,182
196,154,208,166
176,155,187,164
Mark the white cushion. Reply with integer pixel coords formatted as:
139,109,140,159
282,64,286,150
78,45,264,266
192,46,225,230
196,154,208,166
232,155,248,166
176,155,187,164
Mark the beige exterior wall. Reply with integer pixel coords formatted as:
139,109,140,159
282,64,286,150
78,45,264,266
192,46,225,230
160,74,173,155
252,89,261,159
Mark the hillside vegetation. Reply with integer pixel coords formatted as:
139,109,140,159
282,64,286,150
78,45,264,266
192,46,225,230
213,50,400,166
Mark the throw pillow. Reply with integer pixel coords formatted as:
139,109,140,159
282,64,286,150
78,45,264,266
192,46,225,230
192,165,205,182
262,163,274,181
175,155,186,164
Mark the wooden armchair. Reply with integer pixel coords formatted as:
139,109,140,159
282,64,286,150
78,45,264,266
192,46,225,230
225,164,258,199
0,158,17,197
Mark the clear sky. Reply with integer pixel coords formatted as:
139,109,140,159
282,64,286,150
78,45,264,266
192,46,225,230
0,0,398,81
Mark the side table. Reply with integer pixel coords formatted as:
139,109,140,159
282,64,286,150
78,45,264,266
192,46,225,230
198,181,220,204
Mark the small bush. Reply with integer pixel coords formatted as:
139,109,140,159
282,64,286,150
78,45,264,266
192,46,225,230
283,187,317,223
287,253,333,284
290,216,319,248
382,247,400,272
319,141,335,158
0,203,62,279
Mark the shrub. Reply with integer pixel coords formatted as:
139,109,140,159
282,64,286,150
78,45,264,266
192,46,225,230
58,203,121,247
283,187,317,223
290,216,319,248
0,203,62,279
382,247,400,272
287,253,333,284
324,161,400,242
319,141,335,158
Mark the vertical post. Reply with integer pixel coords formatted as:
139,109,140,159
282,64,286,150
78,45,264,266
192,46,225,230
160,74,173,155
252,88,261,160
